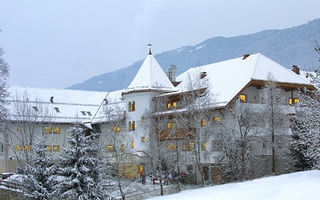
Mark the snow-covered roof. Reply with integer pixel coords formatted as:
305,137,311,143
7,87,109,123
125,54,176,93
176,53,312,107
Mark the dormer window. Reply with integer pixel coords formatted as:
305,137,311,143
81,111,86,116
240,94,246,103
87,111,92,116
54,107,60,113
33,106,38,112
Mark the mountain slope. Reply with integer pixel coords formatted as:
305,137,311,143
68,19,320,92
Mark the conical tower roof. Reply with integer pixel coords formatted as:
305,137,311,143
126,49,176,93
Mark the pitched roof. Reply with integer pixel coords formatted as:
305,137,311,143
126,54,176,92
176,53,311,107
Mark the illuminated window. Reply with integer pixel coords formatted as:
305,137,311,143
129,101,136,112
53,145,60,151
201,119,206,127
240,94,246,103
44,127,52,134
129,121,136,131
167,122,176,129
182,142,195,151
24,145,30,151
121,144,125,152
16,145,22,151
132,101,135,111
141,117,146,122
46,145,52,152
142,137,146,142
113,126,120,133
53,127,60,134
167,143,177,151
106,145,114,152
202,142,207,151
189,142,194,150
213,117,221,122
173,101,177,108
289,98,300,105
17,128,21,132
131,141,135,149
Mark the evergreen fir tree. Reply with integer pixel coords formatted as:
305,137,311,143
24,136,57,200
54,126,103,200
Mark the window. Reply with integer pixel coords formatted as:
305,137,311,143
81,111,86,116
201,119,206,127
54,107,60,113
202,142,207,151
87,111,92,116
167,143,177,151
289,98,300,105
106,145,114,152
121,144,125,152
113,125,120,133
46,145,52,152
213,117,221,122
167,101,177,109
24,145,30,151
53,145,60,151
142,137,146,142
53,127,60,134
212,140,222,151
173,101,177,108
129,121,136,131
16,145,22,151
129,101,136,112
167,122,176,129
44,127,52,134
131,141,134,149
182,142,194,151
240,94,246,103
141,117,146,122
17,128,21,132
32,106,38,112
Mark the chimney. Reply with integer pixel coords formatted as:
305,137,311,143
167,65,177,82
200,72,207,79
242,54,250,60
292,65,300,75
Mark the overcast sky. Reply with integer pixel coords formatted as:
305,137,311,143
1,0,320,89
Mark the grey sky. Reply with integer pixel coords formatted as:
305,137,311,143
1,0,320,89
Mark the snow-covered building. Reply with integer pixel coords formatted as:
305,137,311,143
0,48,314,182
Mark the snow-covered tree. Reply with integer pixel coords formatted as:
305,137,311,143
0,35,9,171
102,103,132,200
260,74,287,174
291,70,320,170
23,136,57,200
54,126,103,200
217,105,262,181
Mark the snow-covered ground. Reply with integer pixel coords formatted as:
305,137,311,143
148,170,320,200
